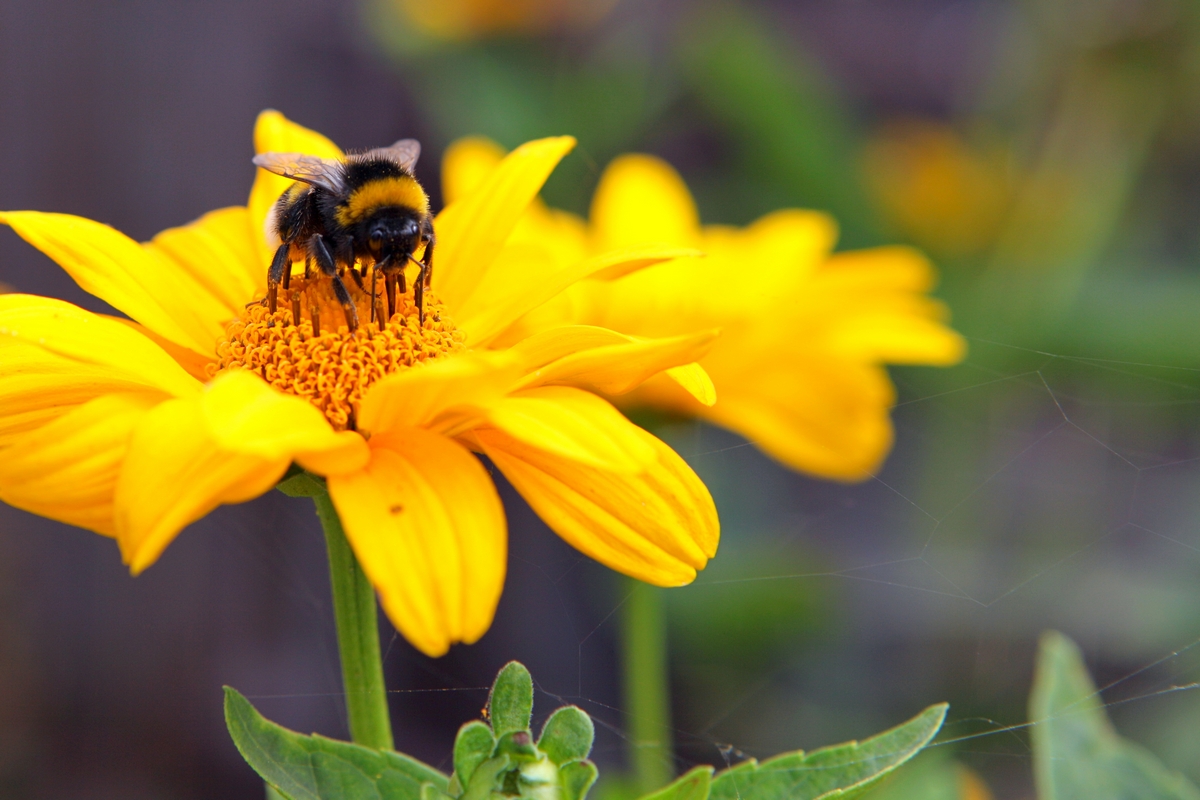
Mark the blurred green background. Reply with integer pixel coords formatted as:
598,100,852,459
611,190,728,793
2,0,1200,797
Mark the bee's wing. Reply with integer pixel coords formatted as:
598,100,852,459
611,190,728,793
252,152,344,192
364,139,421,171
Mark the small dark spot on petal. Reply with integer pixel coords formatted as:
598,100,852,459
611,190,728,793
389,504,404,514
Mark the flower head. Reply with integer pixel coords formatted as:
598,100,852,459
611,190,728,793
0,112,719,656
394,0,617,41
444,138,967,480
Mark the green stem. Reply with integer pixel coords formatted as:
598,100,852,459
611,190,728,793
620,577,674,794
314,492,394,750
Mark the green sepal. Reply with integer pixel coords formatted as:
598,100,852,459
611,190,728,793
224,686,449,800
638,766,712,800
453,720,496,788
707,703,946,800
1031,631,1200,800
488,661,534,737
537,706,594,765
560,760,600,800
277,467,327,497
495,731,539,763
461,756,511,800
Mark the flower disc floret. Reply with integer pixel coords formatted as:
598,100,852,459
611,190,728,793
213,275,464,430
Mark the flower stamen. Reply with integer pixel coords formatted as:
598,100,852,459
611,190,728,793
212,265,465,430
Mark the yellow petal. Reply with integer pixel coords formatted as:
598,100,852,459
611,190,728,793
590,154,700,251
434,136,576,312
485,386,656,472
115,393,290,574
145,205,262,312
708,209,838,288
820,245,939,292
357,352,520,437
107,317,216,382
0,295,201,445
804,247,966,365
442,136,506,205
328,428,506,657
457,244,703,347
247,110,344,266
665,364,716,407
515,325,720,401
0,212,231,354
474,421,718,586
823,309,967,365
200,370,369,475
0,392,163,536
703,362,895,481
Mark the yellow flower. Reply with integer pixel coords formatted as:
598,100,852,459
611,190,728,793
444,138,967,481
0,111,719,657
862,119,1016,258
394,0,617,40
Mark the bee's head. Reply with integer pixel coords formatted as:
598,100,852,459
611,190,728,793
364,210,421,262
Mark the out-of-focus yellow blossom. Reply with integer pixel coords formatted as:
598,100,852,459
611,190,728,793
396,0,618,41
863,119,1017,259
444,138,966,481
960,766,994,800
0,112,719,657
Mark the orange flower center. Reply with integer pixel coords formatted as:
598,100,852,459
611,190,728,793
210,269,464,430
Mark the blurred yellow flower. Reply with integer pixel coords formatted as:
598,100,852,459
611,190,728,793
863,119,1016,259
0,112,719,657
396,0,617,40
445,138,966,480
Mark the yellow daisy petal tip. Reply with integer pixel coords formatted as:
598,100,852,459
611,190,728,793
667,363,717,406
443,136,507,205
591,153,701,250
252,109,342,159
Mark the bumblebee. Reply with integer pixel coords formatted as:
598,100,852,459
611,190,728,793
253,138,435,330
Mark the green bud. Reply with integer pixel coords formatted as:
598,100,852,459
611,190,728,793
559,760,599,800
461,755,510,800
488,662,534,737
537,706,594,765
454,720,496,788
495,730,539,762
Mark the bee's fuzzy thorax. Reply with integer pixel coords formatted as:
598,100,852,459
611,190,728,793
335,175,429,226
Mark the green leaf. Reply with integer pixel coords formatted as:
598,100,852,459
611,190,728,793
1031,631,1200,800
489,661,534,737
708,704,947,800
224,687,449,800
561,760,601,800
638,766,713,800
453,720,496,788
538,706,595,765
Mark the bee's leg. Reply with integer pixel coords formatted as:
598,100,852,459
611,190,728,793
414,266,426,325
421,237,435,289
385,273,397,320
311,234,358,332
369,265,378,325
303,255,311,281
267,243,290,312
346,263,366,293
